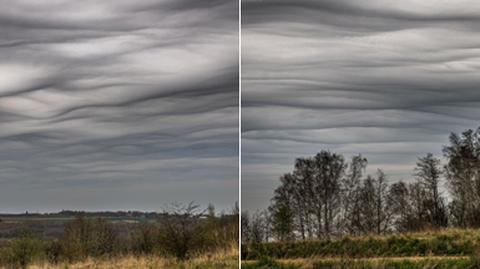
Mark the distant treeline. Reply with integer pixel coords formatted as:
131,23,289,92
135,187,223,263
0,202,238,269
242,126,480,244
1,210,175,219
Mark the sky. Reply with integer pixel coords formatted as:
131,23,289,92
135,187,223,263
0,0,238,213
242,0,480,211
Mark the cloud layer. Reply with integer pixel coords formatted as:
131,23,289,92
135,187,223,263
0,0,238,212
242,0,480,211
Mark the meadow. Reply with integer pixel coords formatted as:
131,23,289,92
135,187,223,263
20,248,239,269
241,229,480,269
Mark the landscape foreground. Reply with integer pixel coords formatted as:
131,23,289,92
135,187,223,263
0,204,238,269
242,229,480,269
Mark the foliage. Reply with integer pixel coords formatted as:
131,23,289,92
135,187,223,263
0,230,45,269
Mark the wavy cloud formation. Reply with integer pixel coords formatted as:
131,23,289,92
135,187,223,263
242,0,480,211
0,0,238,212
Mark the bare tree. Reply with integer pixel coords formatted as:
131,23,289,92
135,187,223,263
414,153,448,227
355,170,392,235
158,202,205,260
250,210,269,244
269,174,295,241
313,151,346,238
342,154,367,235
444,128,480,227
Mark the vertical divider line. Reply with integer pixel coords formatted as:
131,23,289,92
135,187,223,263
238,0,242,266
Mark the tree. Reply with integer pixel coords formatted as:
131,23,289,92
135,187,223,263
342,154,367,235
356,170,392,234
292,158,315,240
157,202,205,260
389,181,412,231
313,151,346,238
269,174,295,241
414,153,448,227
241,212,252,245
249,210,269,244
443,128,480,227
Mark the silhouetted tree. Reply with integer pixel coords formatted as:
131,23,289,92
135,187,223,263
355,170,392,234
444,128,480,227
291,158,315,240
269,174,295,241
313,151,346,238
341,154,367,235
414,153,448,227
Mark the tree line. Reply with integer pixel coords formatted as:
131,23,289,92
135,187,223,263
242,127,480,244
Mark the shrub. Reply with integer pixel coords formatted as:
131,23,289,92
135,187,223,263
60,216,118,261
157,203,206,260
1,230,45,269
131,222,159,254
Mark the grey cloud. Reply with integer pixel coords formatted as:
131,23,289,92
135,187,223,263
0,0,238,212
242,0,480,211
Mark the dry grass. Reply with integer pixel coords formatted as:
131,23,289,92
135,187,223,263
24,247,239,269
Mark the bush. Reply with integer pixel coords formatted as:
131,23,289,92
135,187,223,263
157,203,206,260
131,222,159,254
60,216,118,261
1,230,45,269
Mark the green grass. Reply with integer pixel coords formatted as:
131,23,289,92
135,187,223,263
242,257,300,269
242,257,476,269
242,229,480,260
310,258,474,269
242,229,480,269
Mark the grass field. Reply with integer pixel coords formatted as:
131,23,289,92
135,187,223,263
242,256,477,269
241,229,480,269
24,248,239,269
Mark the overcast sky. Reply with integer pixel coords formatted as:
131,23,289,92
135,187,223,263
242,0,480,211
0,0,238,213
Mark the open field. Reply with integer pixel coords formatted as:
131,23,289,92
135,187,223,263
241,229,480,269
